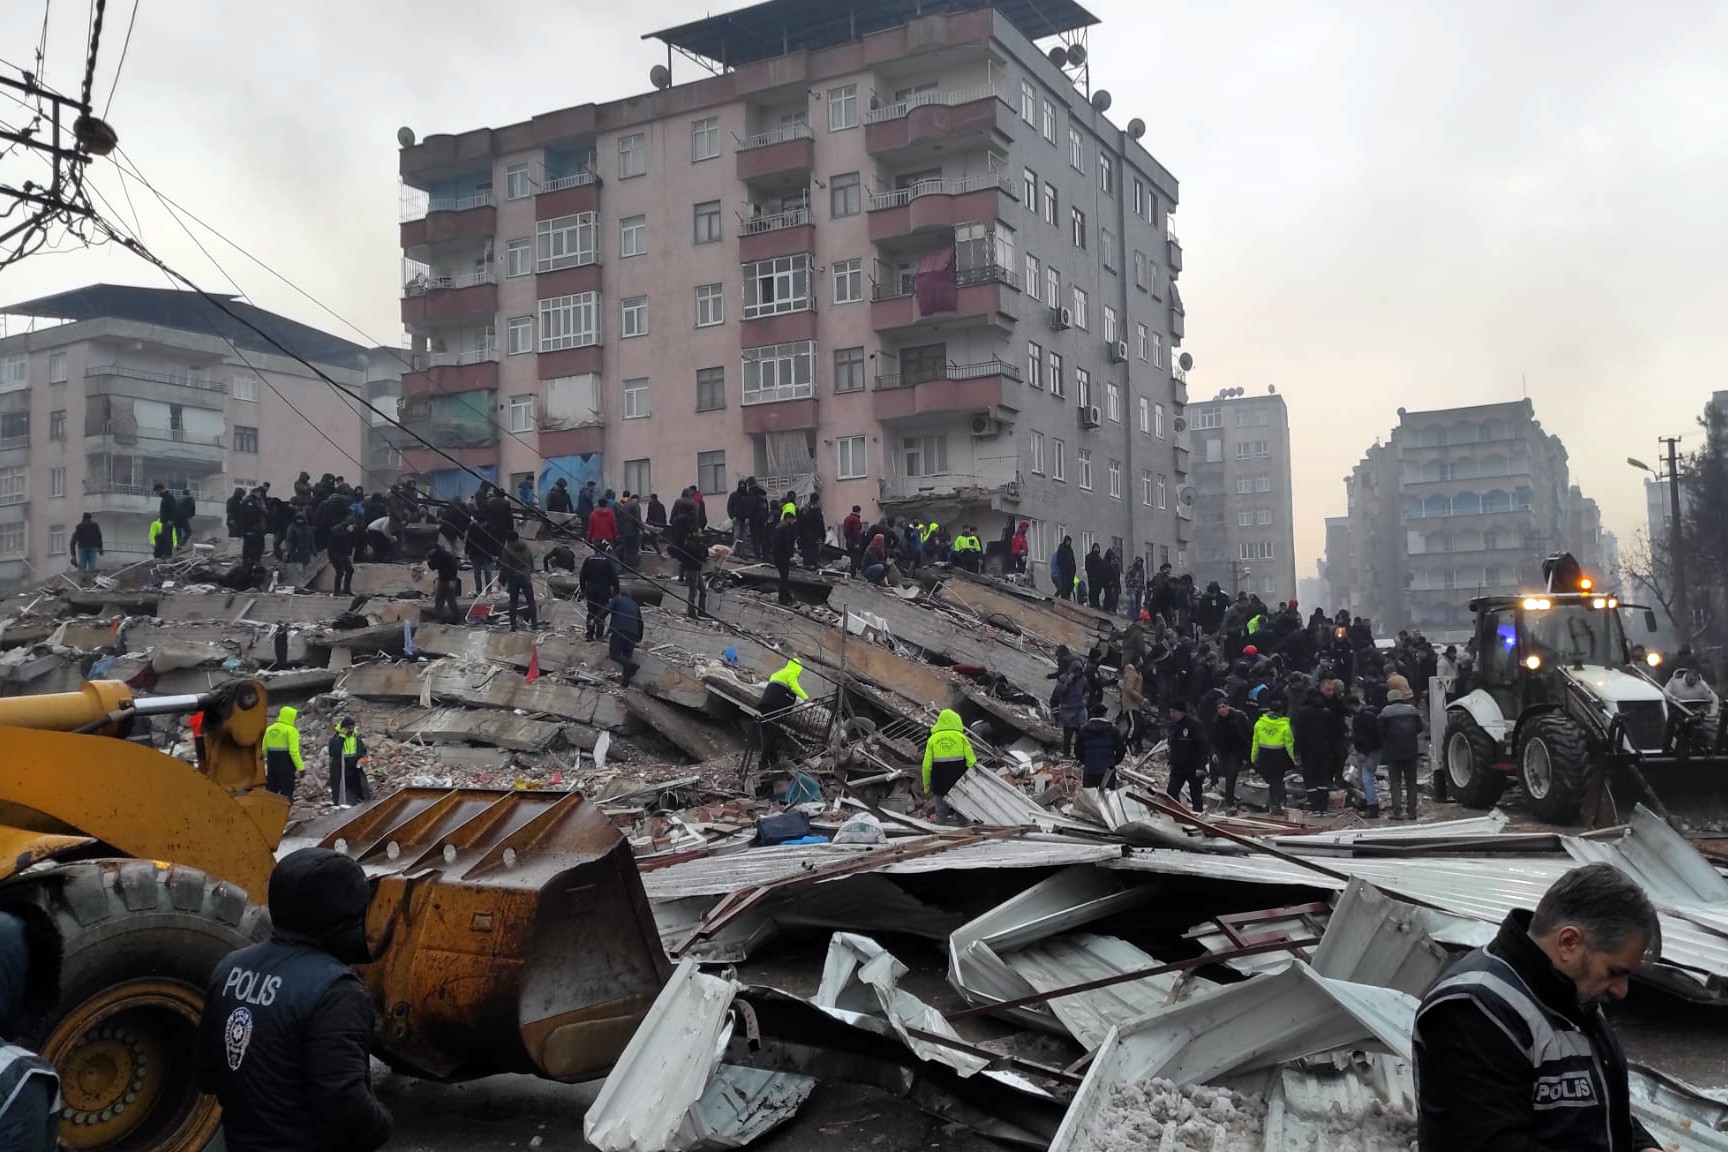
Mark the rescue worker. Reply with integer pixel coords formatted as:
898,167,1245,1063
196,847,392,1152
1378,678,1423,821
0,909,60,1151
579,541,620,641
1075,703,1127,788
756,658,808,771
1415,862,1661,1152
772,509,798,605
608,592,643,687
149,515,176,559
499,531,538,632
261,706,304,799
1165,700,1206,810
921,709,977,798
326,716,371,808
1250,699,1296,814
842,505,865,574
1210,696,1254,814
425,543,463,625
327,517,357,596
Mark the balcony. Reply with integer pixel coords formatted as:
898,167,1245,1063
401,354,499,399
739,207,814,263
401,444,498,476
401,270,499,330
1172,363,1189,407
1167,232,1183,273
85,426,225,465
736,123,814,187
880,466,1020,506
741,396,819,435
401,191,496,251
869,264,1017,335
1174,445,1191,477
85,364,228,409
872,358,1021,422
867,173,1013,245
864,85,1011,159
535,171,599,219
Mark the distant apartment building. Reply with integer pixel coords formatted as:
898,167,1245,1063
394,0,1190,578
1321,515,1352,614
0,285,390,589
1328,399,1600,639
1186,388,1295,601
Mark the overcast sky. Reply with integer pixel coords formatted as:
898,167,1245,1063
3,0,1725,581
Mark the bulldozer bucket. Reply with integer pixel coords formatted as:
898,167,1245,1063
321,788,671,1083
1606,753,1728,833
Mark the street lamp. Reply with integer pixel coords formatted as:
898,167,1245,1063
1627,443,1690,641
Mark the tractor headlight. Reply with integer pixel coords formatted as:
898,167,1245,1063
1524,655,1543,671
1647,651,1663,668
1592,597,1607,610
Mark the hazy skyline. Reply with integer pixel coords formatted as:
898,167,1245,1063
3,0,1724,586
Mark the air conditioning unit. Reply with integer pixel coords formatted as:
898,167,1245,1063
1172,415,1188,433
1110,341,1129,363
969,413,1001,437
1051,306,1071,331
1081,405,1102,429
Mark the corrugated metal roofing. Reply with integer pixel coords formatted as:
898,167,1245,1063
1004,933,1218,1050
946,768,1095,832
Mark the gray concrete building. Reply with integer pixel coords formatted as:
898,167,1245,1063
1186,388,1296,602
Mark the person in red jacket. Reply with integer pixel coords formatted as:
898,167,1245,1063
842,505,864,574
586,497,618,546
1010,520,1030,574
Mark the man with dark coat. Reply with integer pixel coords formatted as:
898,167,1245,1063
542,544,576,573
1293,678,1349,814
1165,700,1207,810
1083,544,1104,608
326,519,357,596
1075,703,1126,788
499,532,537,631
0,908,61,1151
1052,658,1088,756
545,478,574,514
437,497,471,550
226,485,247,539
772,510,799,605
574,479,598,530
326,716,371,807
425,543,463,624
668,504,706,618
1377,677,1423,820
579,541,620,641
1051,536,1078,601
1210,697,1254,812
197,848,392,1152
1195,581,1231,638
607,593,643,687
796,493,826,568
727,479,751,554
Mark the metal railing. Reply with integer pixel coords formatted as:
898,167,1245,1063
1173,363,1188,384
874,357,1021,390
0,435,27,450
428,191,493,214
1167,229,1181,247
955,262,1017,289
403,269,498,297
738,122,813,151
742,206,811,234
427,347,500,367
85,364,228,394
871,281,914,301
755,472,815,495
863,82,1000,125
88,425,224,449
542,171,597,192
866,170,1010,211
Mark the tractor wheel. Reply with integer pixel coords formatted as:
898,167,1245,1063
7,859,270,1152
1518,712,1593,825
1443,710,1506,809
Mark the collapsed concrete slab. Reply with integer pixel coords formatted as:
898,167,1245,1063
341,661,633,731
826,584,1053,700
157,590,360,625
380,706,566,752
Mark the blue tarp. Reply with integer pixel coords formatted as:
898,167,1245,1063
539,453,603,496
425,465,497,503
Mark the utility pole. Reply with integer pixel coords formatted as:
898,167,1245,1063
1662,436,1691,641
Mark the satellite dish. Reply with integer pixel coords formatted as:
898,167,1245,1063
1048,45,1068,67
649,64,671,90
1179,486,1196,506
1091,89,1112,112
1397,406,1408,416
1178,351,1193,371
397,126,416,148
1128,118,1146,140
1268,384,1277,394
1066,43,1088,65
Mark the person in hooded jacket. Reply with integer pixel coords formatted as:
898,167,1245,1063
498,531,538,631
0,908,61,1151
197,848,391,1152
262,706,304,798
756,659,808,770
1251,702,1296,814
425,543,463,624
545,478,574,514
922,709,977,797
772,510,798,605
580,542,621,640
796,493,826,568
1084,544,1105,608
608,592,643,687
1075,703,1127,788
326,518,357,596
1052,659,1088,756
1051,536,1077,600
586,497,618,546
1377,679,1423,820
1195,582,1231,639
326,717,371,808
1010,520,1030,576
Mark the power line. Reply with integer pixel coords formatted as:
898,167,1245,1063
78,0,106,113
101,0,136,117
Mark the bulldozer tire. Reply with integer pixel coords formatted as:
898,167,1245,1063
9,859,270,1152
1443,710,1505,809
1518,712,1592,824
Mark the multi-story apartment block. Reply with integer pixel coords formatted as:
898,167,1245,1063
1321,515,1352,614
1187,388,1296,601
394,0,1189,578
0,285,382,589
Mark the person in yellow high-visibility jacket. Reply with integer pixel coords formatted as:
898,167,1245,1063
149,518,177,559
261,706,304,798
921,708,976,796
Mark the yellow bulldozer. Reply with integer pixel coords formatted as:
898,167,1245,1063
0,678,670,1150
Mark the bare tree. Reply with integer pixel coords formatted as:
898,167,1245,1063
1621,530,1708,643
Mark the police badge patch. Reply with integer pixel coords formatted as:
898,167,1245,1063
224,1006,254,1070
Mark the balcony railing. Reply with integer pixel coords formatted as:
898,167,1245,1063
955,262,1018,289
863,83,1000,125
1173,363,1188,384
874,357,1021,390
85,364,227,394
89,425,224,449
755,472,815,496
0,435,27,450
1176,504,1194,522
743,206,811,235
867,170,1011,211
738,122,813,151
880,469,1019,501
542,171,597,192
400,190,495,223
403,269,497,297
427,348,500,368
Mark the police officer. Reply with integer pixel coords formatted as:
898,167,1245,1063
327,717,371,808
261,706,304,798
1415,862,1661,1152
196,847,392,1152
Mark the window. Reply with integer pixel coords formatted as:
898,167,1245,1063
691,116,720,161
1042,99,1056,143
1258,508,1274,526
1237,477,1253,495
1071,287,1088,330
48,351,66,384
837,435,867,479
536,213,596,271
1099,153,1114,195
1150,331,1162,367
623,378,650,419
1155,402,1166,439
1071,207,1086,249
1078,448,1093,490
507,315,534,355
1137,322,1150,360
1256,475,1272,492
831,172,861,218
833,346,865,393
1029,431,1045,474
0,356,24,392
828,84,858,131
1027,341,1043,389
506,163,532,200
539,292,599,350
1156,473,1168,509
1042,183,1057,226
0,524,21,555
832,258,863,304
1141,469,1154,506
617,460,651,500
620,215,646,257
696,366,726,411
1045,266,1060,308
1138,395,1151,433
232,426,258,454
1149,263,1162,299
1101,227,1116,272
1048,351,1064,398
49,466,64,497
0,465,23,505
508,393,535,432
1108,459,1122,498
1024,254,1040,300
742,340,816,404
1103,306,1118,344
49,524,66,556
505,238,532,278
903,434,949,477
1239,508,1254,527
694,201,722,244
1052,438,1066,481
48,409,65,440
1194,406,1223,430
621,296,648,338
233,373,258,402
1066,127,1083,170
1133,177,1145,218
618,133,646,178
697,450,726,493
1075,367,1092,408
1022,168,1037,207
696,283,725,327
1238,542,1256,562
1020,81,1035,122
1134,250,1147,290
1106,381,1121,422
1205,438,1222,463
742,254,811,318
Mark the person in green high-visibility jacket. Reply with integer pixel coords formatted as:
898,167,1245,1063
149,517,177,559
327,715,372,808
921,709,977,796
261,705,304,798
1251,704,1296,814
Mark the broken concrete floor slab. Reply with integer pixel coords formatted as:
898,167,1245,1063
341,661,633,731
379,706,566,752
